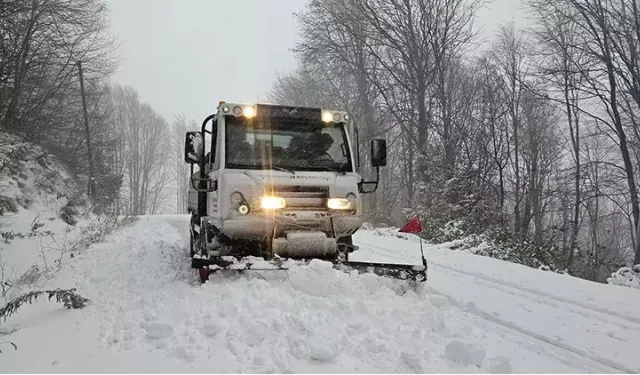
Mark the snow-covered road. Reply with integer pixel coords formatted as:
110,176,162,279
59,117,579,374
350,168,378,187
352,233,640,374
2,215,640,373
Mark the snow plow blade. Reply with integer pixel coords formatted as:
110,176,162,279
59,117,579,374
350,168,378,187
193,255,289,282
192,256,288,272
193,255,426,283
335,261,427,282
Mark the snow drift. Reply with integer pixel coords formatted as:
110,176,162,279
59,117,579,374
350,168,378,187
607,265,640,290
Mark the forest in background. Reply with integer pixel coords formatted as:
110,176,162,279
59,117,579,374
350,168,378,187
0,0,192,217
3,0,640,283
269,0,640,282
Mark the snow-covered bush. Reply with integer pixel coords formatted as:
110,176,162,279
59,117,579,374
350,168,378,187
483,228,554,268
403,165,506,244
0,288,89,328
607,265,640,289
0,288,89,354
443,227,560,272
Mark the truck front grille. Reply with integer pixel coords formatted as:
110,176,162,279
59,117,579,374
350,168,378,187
268,185,329,210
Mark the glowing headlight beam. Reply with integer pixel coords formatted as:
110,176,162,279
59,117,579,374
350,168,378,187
327,198,353,210
261,196,286,210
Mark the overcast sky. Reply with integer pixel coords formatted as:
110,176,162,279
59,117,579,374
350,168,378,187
106,0,528,125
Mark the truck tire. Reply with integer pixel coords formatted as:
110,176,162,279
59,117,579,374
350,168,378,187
337,235,353,246
189,230,195,258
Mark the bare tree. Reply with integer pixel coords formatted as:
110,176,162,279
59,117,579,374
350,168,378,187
490,23,533,236
528,1,587,270
171,114,191,214
0,0,120,213
526,0,640,266
109,84,173,216
475,57,510,212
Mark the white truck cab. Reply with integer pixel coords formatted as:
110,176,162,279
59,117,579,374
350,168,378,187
184,102,425,283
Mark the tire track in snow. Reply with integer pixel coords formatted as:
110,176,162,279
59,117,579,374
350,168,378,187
429,260,640,327
356,240,638,374
357,239,640,329
432,265,640,331
426,287,634,374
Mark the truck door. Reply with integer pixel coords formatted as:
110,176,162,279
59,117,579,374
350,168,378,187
206,115,222,223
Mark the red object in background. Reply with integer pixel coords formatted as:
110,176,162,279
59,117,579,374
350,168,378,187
399,215,422,233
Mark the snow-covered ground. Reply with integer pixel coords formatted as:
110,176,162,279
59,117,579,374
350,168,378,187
2,214,640,373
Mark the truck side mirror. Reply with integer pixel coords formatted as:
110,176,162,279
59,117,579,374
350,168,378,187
371,139,387,167
184,131,203,164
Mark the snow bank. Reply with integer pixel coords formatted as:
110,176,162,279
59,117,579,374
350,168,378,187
607,265,640,289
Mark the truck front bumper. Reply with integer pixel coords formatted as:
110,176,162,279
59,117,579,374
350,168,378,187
218,211,363,240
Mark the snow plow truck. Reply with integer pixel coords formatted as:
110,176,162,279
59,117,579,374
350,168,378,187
184,101,427,283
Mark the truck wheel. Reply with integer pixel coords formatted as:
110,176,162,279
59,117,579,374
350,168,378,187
189,230,195,258
189,214,197,258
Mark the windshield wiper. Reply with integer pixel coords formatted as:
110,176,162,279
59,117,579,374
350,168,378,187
270,166,295,174
312,166,347,175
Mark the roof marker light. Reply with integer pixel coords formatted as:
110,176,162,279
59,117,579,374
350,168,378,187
243,106,256,118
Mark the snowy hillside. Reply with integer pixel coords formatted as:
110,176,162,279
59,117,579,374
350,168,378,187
0,133,116,304
2,215,640,373
1,133,76,217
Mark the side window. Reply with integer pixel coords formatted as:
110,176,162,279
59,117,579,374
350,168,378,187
322,127,347,161
203,117,218,172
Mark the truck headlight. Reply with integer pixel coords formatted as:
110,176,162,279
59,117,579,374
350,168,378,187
230,192,244,204
327,198,354,210
261,196,286,210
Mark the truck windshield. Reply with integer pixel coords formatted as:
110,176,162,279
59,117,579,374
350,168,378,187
225,117,353,173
